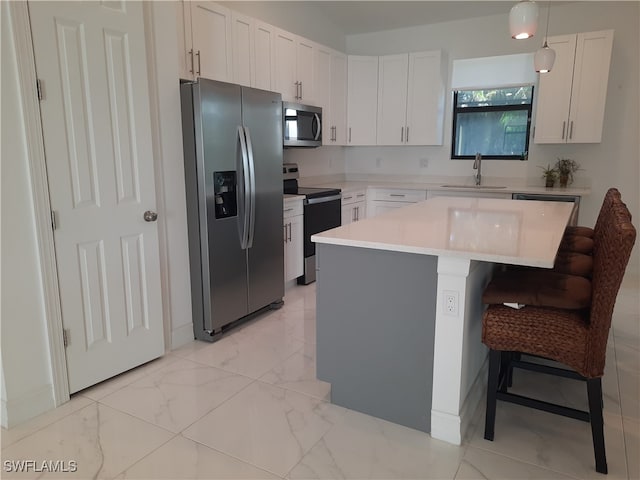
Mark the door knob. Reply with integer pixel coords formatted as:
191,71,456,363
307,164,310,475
143,210,158,222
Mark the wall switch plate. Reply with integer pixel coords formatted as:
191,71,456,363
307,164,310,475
443,290,458,316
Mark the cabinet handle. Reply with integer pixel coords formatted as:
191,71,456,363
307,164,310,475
299,81,303,99
195,50,201,76
343,195,353,201
401,127,404,142
355,206,359,221
332,126,336,142
288,222,292,242
390,194,405,197
561,121,566,140
349,127,352,143
356,193,365,198
569,121,574,140
284,224,287,243
352,207,356,222
188,49,194,74
406,126,409,143
284,208,293,212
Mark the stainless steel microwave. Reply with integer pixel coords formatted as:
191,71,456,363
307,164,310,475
283,102,322,148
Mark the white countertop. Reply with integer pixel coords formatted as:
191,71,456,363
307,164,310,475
312,196,574,268
302,179,590,196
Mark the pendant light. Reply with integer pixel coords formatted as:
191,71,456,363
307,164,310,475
509,1,538,39
534,2,556,73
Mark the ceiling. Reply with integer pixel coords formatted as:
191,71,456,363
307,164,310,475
288,2,516,35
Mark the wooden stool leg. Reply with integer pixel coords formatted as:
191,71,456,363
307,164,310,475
484,349,501,441
587,378,608,474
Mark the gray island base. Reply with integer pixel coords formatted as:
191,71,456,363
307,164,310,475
316,243,438,433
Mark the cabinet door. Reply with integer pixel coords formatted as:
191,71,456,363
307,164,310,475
191,1,233,81
297,38,315,103
534,34,577,144
406,51,445,145
341,205,353,225
284,216,304,282
274,29,297,101
568,30,614,143
232,12,253,87
377,54,408,145
331,52,348,145
253,21,276,91
314,46,332,144
347,55,378,145
177,1,194,80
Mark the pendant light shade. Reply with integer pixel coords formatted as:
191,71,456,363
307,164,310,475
534,42,556,72
509,1,538,39
534,3,555,73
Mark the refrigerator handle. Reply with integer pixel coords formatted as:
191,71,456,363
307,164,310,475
244,126,257,248
237,126,251,250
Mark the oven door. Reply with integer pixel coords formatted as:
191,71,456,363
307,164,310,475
299,195,341,284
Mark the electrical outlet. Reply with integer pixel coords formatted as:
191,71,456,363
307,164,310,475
443,290,458,316
376,158,382,168
420,158,429,168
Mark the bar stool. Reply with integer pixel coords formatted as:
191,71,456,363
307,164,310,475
481,197,636,474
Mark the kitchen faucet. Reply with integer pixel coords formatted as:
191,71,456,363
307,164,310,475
473,152,482,186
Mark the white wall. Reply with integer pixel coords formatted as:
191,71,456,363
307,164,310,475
1,2,55,427
345,2,639,273
220,1,346,52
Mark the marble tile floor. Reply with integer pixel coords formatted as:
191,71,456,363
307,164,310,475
1,276,638,479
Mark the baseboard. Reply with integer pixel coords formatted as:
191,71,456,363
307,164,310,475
431,356,488,445
1,384,55,428
171,323,195,350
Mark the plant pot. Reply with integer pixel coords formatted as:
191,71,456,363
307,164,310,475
559,174,569,187
545,178,555,188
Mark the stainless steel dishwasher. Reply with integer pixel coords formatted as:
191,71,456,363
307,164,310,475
512,193,581,226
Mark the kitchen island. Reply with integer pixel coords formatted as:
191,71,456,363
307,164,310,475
312,196,573,445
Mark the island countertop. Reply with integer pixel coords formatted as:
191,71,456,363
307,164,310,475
312,196,574,268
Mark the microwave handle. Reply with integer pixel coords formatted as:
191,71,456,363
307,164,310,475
313,113,321,141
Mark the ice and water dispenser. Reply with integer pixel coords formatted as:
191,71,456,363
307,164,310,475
213,171,237,219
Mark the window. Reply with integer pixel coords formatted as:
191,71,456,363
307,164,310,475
451,86,534,160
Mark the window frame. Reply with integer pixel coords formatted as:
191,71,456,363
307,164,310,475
450,86,535,161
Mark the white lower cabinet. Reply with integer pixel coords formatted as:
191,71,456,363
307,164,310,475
284,198,304,283
341,189,367,224
367,188,426,218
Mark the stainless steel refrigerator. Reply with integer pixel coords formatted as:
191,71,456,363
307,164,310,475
181,78,284,341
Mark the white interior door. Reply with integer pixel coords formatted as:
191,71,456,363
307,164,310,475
28,0,164,393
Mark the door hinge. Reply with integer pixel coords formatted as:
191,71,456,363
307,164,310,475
63,328,70,348
51,210,58,230
36,79,44,101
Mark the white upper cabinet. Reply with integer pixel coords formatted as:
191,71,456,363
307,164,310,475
376,51,445,146
377,54,409,145
231,12,253,87
406,50,446,145
190,1,233,81
314,46,332,144
331,52,348,145
177,1,194,79
253,21,276,91
534,30,614,144
347,55,379,145
274,29,315,103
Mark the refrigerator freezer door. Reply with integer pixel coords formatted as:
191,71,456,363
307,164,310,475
242,87,285,313
196,80,249,332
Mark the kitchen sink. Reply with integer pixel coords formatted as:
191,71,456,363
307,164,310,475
441,184,508,189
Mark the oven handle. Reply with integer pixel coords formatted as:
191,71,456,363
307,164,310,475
304,194,342,205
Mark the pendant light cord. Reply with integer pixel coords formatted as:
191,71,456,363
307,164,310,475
543,2,551,47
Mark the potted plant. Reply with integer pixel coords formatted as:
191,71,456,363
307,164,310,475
555,158,581,187
539,164,558,188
